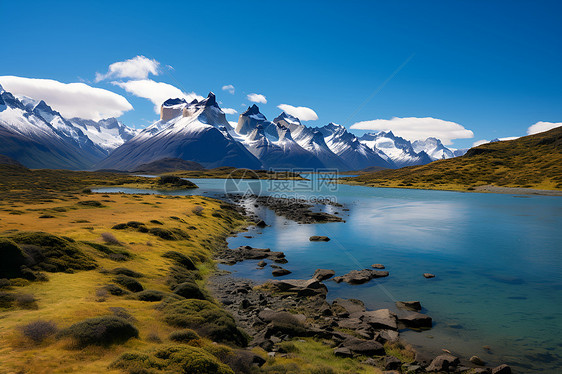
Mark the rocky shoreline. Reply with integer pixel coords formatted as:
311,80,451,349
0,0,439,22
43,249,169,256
208,195,514,373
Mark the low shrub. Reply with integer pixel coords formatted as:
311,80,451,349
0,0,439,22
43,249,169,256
166,266,201,289
113,275,144,292
126,221,145,228
150,219,163,225
9,232,96,273
162,299,248,346
39,214,55,219
102,284,129,296
192,206,204,216
59,315,138,347
148,228,190,241
157,176,197,188
173,282,206,300
101,232,122,246
112,223,128,230
16,293,38,309
82,241,131,261
154,345,234,374
19,320,58,343
0,292,16,308
169,329,200,343
77,200,103,207
162,251,196,270
0,239,29,278
109,307,136,321
136,290,168,302
146,330,162,343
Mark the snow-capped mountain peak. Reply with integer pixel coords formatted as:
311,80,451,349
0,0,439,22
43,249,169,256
412,137,454,160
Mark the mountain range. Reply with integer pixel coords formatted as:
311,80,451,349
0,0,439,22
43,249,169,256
0,85,466,171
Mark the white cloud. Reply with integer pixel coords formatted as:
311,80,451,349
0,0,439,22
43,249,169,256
222,108,238,115
112,79,203,113
350,117,473,145
527,121,562,135
472,137,519,147
247,93,267,104
222,85,235,94
0,75,133,120
277,104,318,121
472,139,489,147
95,55,160,82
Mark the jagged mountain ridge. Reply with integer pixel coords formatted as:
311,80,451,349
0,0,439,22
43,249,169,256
0,86,102,169
95,93,262,170
0,85,468,171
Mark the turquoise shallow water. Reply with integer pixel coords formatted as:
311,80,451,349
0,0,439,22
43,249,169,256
96,179,562,372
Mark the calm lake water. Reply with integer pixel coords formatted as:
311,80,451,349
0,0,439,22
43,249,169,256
96,178,562,372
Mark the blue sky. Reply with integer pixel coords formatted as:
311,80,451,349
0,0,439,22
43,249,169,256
1,0,561,148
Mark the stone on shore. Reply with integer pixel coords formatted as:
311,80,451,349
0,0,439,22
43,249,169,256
257,260,266,267
256,220,267,228
312,268,335,281
423,273,435,278
384,356,402,370
372,263,385,269
332,298,366,316
333,347,353,357
266,278,328,297
362,309,398,330
333,269,389,284
339,336,385,356
309,235,330,241
426,354,459,372
492,364,512,374
470,355,486,366
396,300,422,311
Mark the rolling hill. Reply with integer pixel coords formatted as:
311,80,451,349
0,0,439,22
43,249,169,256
344,126,562,192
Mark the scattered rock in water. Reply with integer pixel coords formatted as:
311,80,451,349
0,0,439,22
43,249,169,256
266,278,328,297
470,355,486,366
397,311,433,329
309,235,330,241
372,263,385,269
256,220,267,228
244,235,253,238
257,260,266,268
423,273,436,278
426,354,459,372
396,300,422,312
312,269,335,281
272,268,291,277
270,264,282,269
492,364,512,374
332,269,389,284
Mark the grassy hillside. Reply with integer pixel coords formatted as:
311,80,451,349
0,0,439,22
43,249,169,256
343,127,562,192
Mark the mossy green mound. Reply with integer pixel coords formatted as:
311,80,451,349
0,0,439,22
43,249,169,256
162,299,248,346
59,315,138,347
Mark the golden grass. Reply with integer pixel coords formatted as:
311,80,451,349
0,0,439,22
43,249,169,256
0,192,245,373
